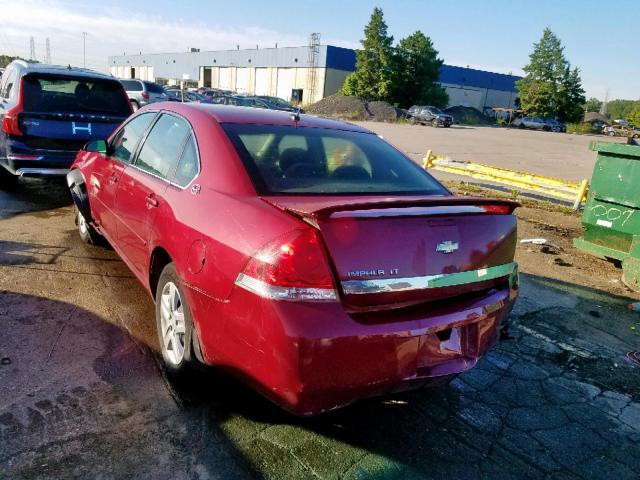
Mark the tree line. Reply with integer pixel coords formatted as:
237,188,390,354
341,8,589,123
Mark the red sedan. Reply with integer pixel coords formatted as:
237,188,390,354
67,103,519,416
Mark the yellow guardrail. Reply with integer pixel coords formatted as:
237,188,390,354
423,150,590,209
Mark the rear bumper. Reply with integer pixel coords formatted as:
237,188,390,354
187,280,518,416
1,144,76,177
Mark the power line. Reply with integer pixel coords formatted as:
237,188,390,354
45,37,51,64
29,36,36,61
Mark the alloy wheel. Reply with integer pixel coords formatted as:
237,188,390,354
159,281,186,365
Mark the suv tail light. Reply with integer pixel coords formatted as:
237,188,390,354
235,229,338,302
141,91,150,100
2,78,24,136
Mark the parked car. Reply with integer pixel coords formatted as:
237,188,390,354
67,103,519,416
543,118,566,133
511,116,548,130
0,60,131,189
120,79,168,111
407,105,453,127
212,95,268,108
602,124,639,138
253,95,303,113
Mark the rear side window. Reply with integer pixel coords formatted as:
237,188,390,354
172,134,199,187
111,112,156,164
135,113,190,179
121,80,142,91
144,82,164,94
21,74,130,115
223,124,448,196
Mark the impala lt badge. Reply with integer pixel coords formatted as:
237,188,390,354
436,240,459,254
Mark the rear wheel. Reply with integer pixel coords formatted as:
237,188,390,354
608,130,616,137
155,263,194,373
432,119,439,128
130,100,140,112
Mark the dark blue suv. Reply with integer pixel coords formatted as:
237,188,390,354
0,61,131,188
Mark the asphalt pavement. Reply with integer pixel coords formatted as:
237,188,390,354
0,179,639,479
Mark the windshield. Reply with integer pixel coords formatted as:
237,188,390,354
223,124,448,196
23,74,131,116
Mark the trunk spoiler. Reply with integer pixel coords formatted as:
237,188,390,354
263,196,520,222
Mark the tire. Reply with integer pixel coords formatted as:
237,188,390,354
130,100,140,112
432,119,439,128
76,208,102,244
155,263,194,373
608,131,616,137
409,117,417,125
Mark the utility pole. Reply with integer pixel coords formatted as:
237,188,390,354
29,36,36,61
82,32,87,68
45,37,51,64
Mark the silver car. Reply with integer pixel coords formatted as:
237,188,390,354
512,116,548,130
120,79,168,111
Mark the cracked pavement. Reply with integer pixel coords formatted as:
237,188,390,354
0,180,639,479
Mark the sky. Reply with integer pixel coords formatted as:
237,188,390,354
0,0,637,100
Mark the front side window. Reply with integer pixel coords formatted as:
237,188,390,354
110,112,156,164
135,113,190,179
223,124,448,196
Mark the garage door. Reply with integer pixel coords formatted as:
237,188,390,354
276,68,294,101
219,68,231,90
236,68,250,94
255,68,268,95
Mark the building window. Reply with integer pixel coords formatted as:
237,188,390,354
248,59,251,63
294,58,298,63
213,59,216,63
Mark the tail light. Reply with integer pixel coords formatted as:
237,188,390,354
480,204,514,215
141,92,150,100
235,229,338,302
2,78,24,136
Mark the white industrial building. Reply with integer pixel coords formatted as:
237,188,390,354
109,45,521,109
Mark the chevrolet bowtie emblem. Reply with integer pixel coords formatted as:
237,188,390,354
436,240,459,254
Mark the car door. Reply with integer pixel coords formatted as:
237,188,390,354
113,112,191,280
91,112,157,240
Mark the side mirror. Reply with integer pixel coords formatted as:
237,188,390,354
84,139,108,154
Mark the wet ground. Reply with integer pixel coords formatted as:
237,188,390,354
1,179,639,479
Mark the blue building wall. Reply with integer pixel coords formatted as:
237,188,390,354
439,65,520,92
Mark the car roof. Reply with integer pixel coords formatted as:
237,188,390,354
10,60,117,81
149,102,372,133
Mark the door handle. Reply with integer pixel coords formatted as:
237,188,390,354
146,193,158,208
109,174,118,184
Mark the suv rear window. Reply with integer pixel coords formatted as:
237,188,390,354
121,80,142,91
144,82,165,94
223,124,447,196
22,74,131,115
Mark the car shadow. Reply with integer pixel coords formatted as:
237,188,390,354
0,177,72,220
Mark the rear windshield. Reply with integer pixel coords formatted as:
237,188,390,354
121,80,142,91
23,74,131,116
144,82,165,94
223,124,448,196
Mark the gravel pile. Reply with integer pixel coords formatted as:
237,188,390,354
305,94,370,120
306,94,403,122
366,101,403,122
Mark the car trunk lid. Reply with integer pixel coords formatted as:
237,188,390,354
264,196,518,310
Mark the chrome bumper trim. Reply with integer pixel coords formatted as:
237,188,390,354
341,262,517,295
16,168,69,177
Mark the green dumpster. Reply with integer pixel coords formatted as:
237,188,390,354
574,142,640,291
